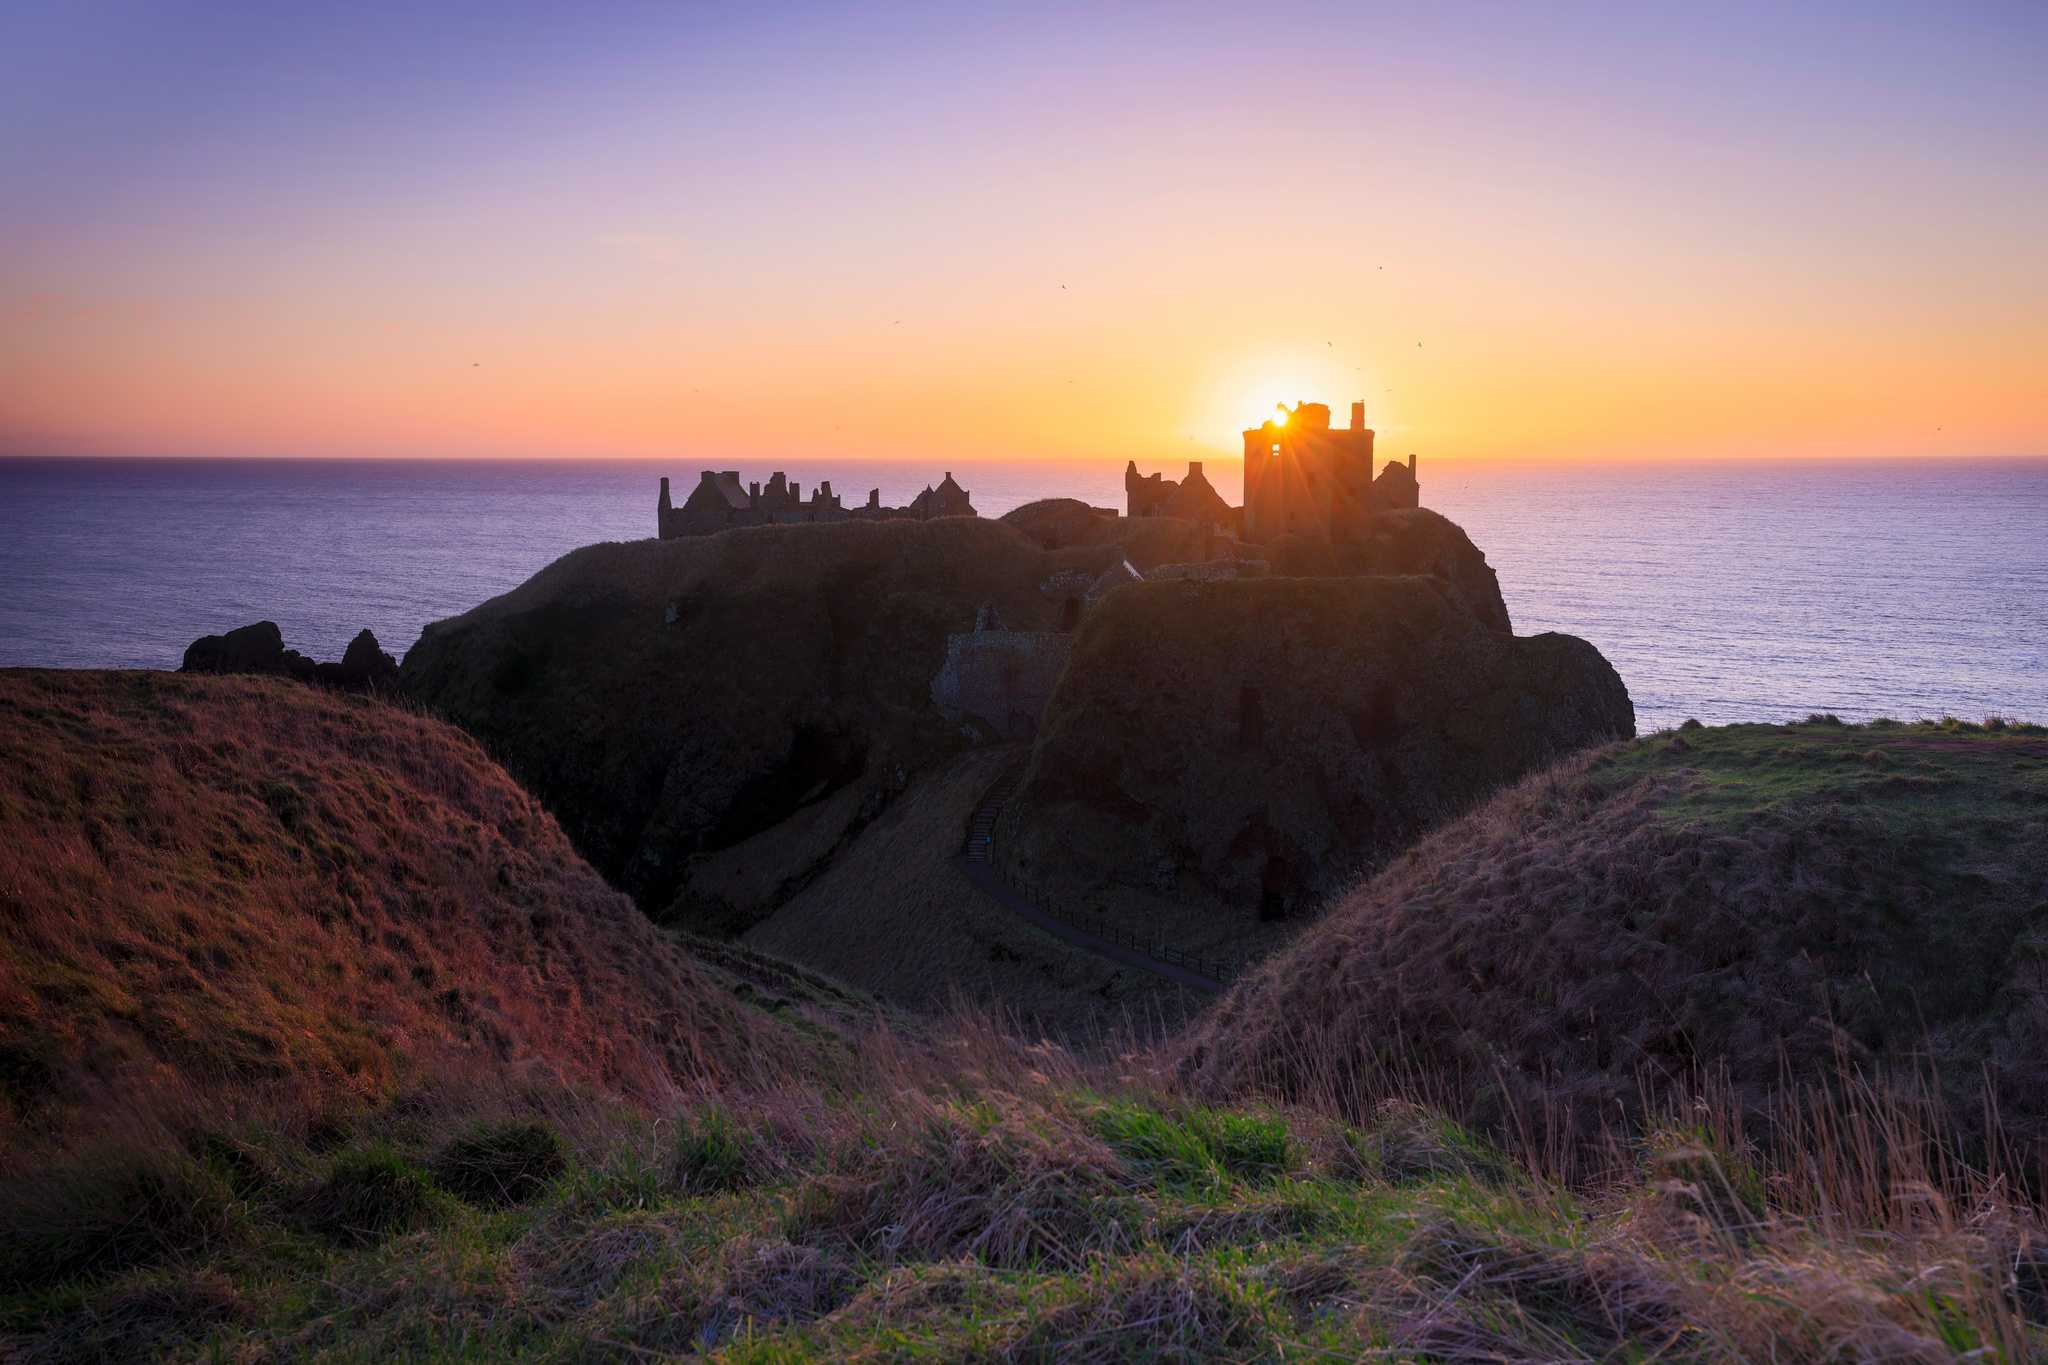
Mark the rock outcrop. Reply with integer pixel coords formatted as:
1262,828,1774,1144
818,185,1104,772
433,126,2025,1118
330,627,401,689
996,576,1631,921
181,620,315,679
180,621,399,692
402,509,1624,946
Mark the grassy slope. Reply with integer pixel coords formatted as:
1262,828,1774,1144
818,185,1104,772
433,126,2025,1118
0,670,807,1157
1,690,2043,1359
1183,716,2048,1157
743,747,1202,1035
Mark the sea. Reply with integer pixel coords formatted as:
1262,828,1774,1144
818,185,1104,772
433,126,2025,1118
2,455,2043,735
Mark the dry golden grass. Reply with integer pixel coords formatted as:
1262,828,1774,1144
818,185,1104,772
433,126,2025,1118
0,669,801,1158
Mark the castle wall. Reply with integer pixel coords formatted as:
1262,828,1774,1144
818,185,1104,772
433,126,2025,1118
930,629,1073,740
1149,559,1269,583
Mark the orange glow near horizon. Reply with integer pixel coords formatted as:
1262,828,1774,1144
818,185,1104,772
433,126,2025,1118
3,7,2043,466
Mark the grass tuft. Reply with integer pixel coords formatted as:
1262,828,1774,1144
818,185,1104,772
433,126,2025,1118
11,1270,247,1365
672,1103,757,1194
430,1120,570,1208
0,1145,238,1292
294,1145,446,1247
1009,1251,1293,1362
785,1097,1135,1269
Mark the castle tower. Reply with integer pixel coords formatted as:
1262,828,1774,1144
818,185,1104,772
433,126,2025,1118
1243,397,1378,543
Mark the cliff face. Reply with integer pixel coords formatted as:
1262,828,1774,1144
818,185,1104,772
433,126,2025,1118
401,519,1129,932
401,509,1595,941
1262,508,1511,632
996,576,1632,921
1005,501,1511,631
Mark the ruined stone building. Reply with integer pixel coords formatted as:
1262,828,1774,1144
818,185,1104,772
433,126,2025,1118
659,469,976,539
661,399,1419,545
1125,460,1238,534
1240,400,1418,542
931,560,1150,739
898,471,976,521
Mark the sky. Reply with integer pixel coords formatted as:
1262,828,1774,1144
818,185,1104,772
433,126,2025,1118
2,1,2043,466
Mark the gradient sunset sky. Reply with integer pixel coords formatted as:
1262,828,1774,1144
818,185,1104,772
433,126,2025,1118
3,1,2042,465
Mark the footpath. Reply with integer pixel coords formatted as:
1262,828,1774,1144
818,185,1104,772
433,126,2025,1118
959,760,1232,994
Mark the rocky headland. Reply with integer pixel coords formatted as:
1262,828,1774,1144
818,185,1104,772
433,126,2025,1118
181,620,400,693
396,505,1615,959
997,575,1631,923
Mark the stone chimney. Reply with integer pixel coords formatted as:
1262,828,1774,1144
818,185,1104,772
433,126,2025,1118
1350,401,1365,431
657,477,671,538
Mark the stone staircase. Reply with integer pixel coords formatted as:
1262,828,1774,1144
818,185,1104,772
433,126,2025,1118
964,759,1025,864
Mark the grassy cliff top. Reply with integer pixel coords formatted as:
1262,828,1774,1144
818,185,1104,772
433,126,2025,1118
1184,715,2048,1158
1601,712,2048,829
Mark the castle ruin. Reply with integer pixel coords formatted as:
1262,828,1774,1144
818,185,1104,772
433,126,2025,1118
658,397,1418,545
660,469,975,539
1240,400,1417,541
1118,399,1419,542
656,398,1423,743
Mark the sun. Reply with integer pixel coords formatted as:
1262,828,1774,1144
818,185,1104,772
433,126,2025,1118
1190,359,1342,447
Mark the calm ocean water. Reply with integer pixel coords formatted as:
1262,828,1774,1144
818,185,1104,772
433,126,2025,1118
2,455,2042,734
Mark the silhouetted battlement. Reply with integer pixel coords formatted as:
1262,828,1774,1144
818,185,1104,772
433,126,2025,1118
659,399,1420,544
1237,398,1418,541
659,469,975,539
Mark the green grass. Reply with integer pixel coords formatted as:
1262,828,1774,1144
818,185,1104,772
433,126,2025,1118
294,1145,452,1247
4,1071,2034,1362
674,1104,758,1194
1596,714,2048,832
429,1121,570,1209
